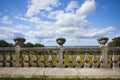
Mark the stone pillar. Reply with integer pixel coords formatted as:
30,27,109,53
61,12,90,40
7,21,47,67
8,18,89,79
14,38,25,67
97,37,108,68
56,38,66,68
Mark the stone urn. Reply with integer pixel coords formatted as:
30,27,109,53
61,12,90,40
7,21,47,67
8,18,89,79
14,38,25,46
97,37,108,46
56,38,66,47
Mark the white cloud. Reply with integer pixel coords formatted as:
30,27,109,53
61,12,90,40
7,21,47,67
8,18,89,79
26,0,59,17
14,16,27,21
65,1,79,12
0,27,25,41
76,0,96,16
0,15,13,24
10,0,115,46
74,26,115,38
15,24,31,30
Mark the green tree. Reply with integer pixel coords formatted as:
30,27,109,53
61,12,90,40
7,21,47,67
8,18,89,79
23,42,34,47
34,43,44,47
0,40,14,47
108,37,120,47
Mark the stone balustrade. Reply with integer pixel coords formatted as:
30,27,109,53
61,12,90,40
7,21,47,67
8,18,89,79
0,37,120,68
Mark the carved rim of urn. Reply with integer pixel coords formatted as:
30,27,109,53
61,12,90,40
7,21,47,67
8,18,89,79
14,38,25,45
56,38,66,46
97,37,108,45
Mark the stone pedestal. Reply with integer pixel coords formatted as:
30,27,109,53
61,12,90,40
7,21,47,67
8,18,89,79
56,38,66,68
97,37,108,68
14,38,25,67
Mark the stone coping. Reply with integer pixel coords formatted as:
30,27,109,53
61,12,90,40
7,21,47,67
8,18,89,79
0,68,120,78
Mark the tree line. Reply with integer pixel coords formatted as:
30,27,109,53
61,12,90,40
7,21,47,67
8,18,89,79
0,40,44,47
0,37,120,47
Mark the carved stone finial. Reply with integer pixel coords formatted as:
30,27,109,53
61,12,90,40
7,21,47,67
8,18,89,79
97,37,108,46
56,38,66,47
14,38,25,46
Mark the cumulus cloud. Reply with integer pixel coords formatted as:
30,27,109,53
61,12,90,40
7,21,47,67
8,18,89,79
0,15,13,24
10,0,115,45
65,1,79,12
0,0,115,43
26,0,59,17
0,27,25,40
15,24,31,30
76,0,96,16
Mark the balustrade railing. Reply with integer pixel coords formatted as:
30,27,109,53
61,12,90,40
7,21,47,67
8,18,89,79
0,47,120,68
0,37,120,68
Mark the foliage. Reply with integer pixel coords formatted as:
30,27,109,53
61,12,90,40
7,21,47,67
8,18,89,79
0,40,44,47
23,42,34,47
108,37,120,47
0,40,14,47
23,42,44,47
34,43,44,47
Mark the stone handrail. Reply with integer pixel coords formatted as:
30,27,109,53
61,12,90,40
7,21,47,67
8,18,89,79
0,46,120,68
0,37,120,68
0,47,120,51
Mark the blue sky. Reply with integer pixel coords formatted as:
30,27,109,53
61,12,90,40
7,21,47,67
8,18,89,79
0,0,120,46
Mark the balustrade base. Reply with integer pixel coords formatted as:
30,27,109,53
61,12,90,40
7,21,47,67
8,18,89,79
0,68,120,78
76,63,81,68
14,63,23,67
32,63,38,67
56,63,65,68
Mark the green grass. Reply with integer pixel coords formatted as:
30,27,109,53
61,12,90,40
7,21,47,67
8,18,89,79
0,77,120,80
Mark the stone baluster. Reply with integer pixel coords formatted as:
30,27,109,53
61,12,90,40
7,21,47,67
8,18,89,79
24,51,30,67
14,38,25,67
76,53,81,68
100,54,104,68
0,52,5,67
56,38,66,68
40,52,45,67
112,52,118,68
92,53,98,68
97,37,108,68
56,54,59,64
48,51,53,67
6,53,13,67
107,56,111,68
84,53,89,68
32,51,38,67
68,53,73,67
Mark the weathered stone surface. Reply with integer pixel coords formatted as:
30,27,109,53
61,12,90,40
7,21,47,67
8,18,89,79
0,68,120,78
